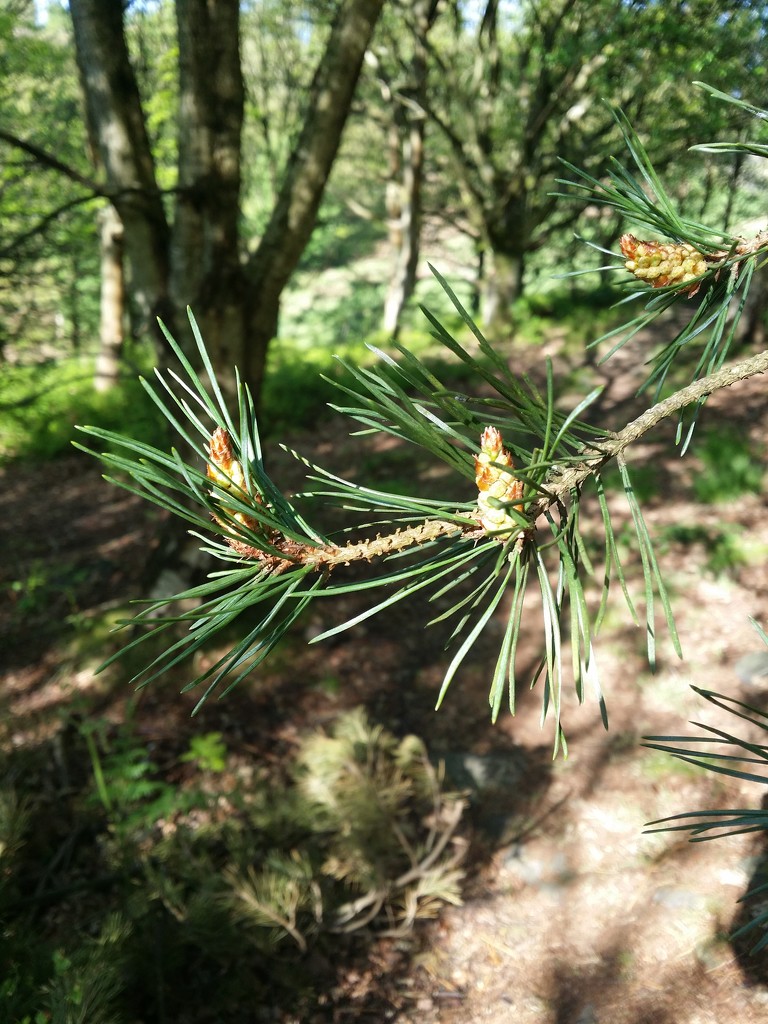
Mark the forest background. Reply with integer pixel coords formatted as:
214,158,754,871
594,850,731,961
3,1,768,1022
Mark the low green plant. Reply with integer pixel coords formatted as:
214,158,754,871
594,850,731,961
0,788,30,870
181,731,228,773
260,346,358,434
0,785,57,1023
8,560,91,620
81,718,181,831
37,917,129,1024
8,562,51,616
227,708,466,947
2,707,462,1019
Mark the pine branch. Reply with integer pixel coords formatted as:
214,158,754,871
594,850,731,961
223,514,481,570
78,297,763,733
77,87,768,739
605,348,768,452
532,347,768,509
221,346,768,572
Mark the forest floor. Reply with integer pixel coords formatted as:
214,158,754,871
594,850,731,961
3,321,768,1023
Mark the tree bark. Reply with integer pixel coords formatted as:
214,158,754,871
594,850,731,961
70,0,174,342
94,204,125,392
480,228,526,335
383,106,425,335
381,0,436,336
170,0,246,384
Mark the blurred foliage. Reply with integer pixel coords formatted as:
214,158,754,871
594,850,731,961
3,0,766,387
125,0,179,193
239,0,348,237
181,731,228,773
692,426,764,504
0,3,100,357
659,522,752,578
0,343,165,462
421,0,768,322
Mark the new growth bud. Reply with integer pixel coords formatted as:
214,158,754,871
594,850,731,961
620,233,708,297
208,426,247,490
474,426,525,536
207,427,261,536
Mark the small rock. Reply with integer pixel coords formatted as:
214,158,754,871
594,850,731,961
442,752,525,794
735,651,768,686
652,885,708,910
575,1004,598,1024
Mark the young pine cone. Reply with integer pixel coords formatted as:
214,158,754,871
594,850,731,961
474,426,524,536
620,233,708,297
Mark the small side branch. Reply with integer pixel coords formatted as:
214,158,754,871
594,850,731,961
0,128,106,195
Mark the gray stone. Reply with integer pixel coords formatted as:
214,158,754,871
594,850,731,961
735,650,768,686
442,752,525,794
651,885,708,910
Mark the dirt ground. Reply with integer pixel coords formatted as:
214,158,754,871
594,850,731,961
2,325,768,1023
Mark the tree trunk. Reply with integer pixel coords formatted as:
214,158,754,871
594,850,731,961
381,0,435,337
68,252,81,352
480,245,525,335
385,118,403,252
94,204,125,392
70,0,174,343
69,0,385,405
170,0,246,389
243,0,386,399
383,109,425,336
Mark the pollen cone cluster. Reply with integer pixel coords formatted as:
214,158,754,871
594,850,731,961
474,426,524,536
620,233,708,297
